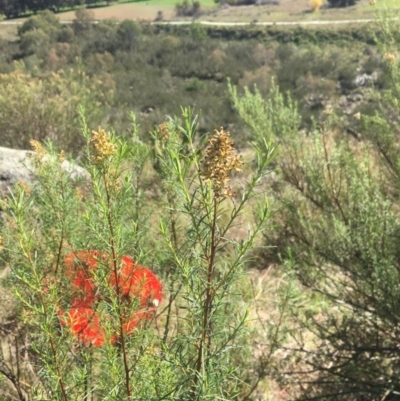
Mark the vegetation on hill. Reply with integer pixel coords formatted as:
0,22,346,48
0,0,129,18
0,9,384,154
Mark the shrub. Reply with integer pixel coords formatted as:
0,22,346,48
0,64,114,152
154,10,164,21
175,0,201,17
185,76,204,91
18,10,60,40
0,109,278,400
229,15,400,397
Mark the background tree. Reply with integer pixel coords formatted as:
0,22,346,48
0,0,26,17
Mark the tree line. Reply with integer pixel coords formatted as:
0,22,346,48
0,0,114,18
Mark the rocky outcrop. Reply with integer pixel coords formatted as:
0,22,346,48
0,146,88,198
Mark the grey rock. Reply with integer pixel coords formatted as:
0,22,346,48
353,73,376,87
0,146,88,198
0,147,34,197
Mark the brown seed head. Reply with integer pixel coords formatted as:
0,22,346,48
157,123,170,141
201,128,243,198
16,181,31,196
90,127,116,165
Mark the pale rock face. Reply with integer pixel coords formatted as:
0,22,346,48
0,147,33,197
0,146,88,198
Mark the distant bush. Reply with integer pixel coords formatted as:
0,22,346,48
175,0,201,17
154,10,164,21
185,76,204,91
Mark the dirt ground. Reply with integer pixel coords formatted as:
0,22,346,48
57,3,176,21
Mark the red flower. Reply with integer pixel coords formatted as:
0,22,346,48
109,256,163,308
59,307,106,347
64,251,107,308
59,251,163,346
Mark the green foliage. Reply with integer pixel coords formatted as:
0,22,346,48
185,77,204,91
116,19,141,52
18,9,60,38
18,10,60,56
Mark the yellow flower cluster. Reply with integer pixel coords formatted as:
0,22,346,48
30,139,47,159
16,181,31,196
58,150,65,163
384,53,396,63
201,128,243,198
90,127,116,164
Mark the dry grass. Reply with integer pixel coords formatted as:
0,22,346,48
0,24,18,41
57,3,176,21
203,0,379,23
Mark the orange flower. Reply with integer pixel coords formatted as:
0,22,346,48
59,251,163,347
59,307,106,347
109,256,163,308
64,250,107,308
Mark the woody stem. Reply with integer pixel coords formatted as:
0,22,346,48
192,196,218,399
102,172,132,400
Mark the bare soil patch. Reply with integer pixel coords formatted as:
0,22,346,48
57,3,175,21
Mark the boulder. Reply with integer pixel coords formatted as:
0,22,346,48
0,146,88,198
